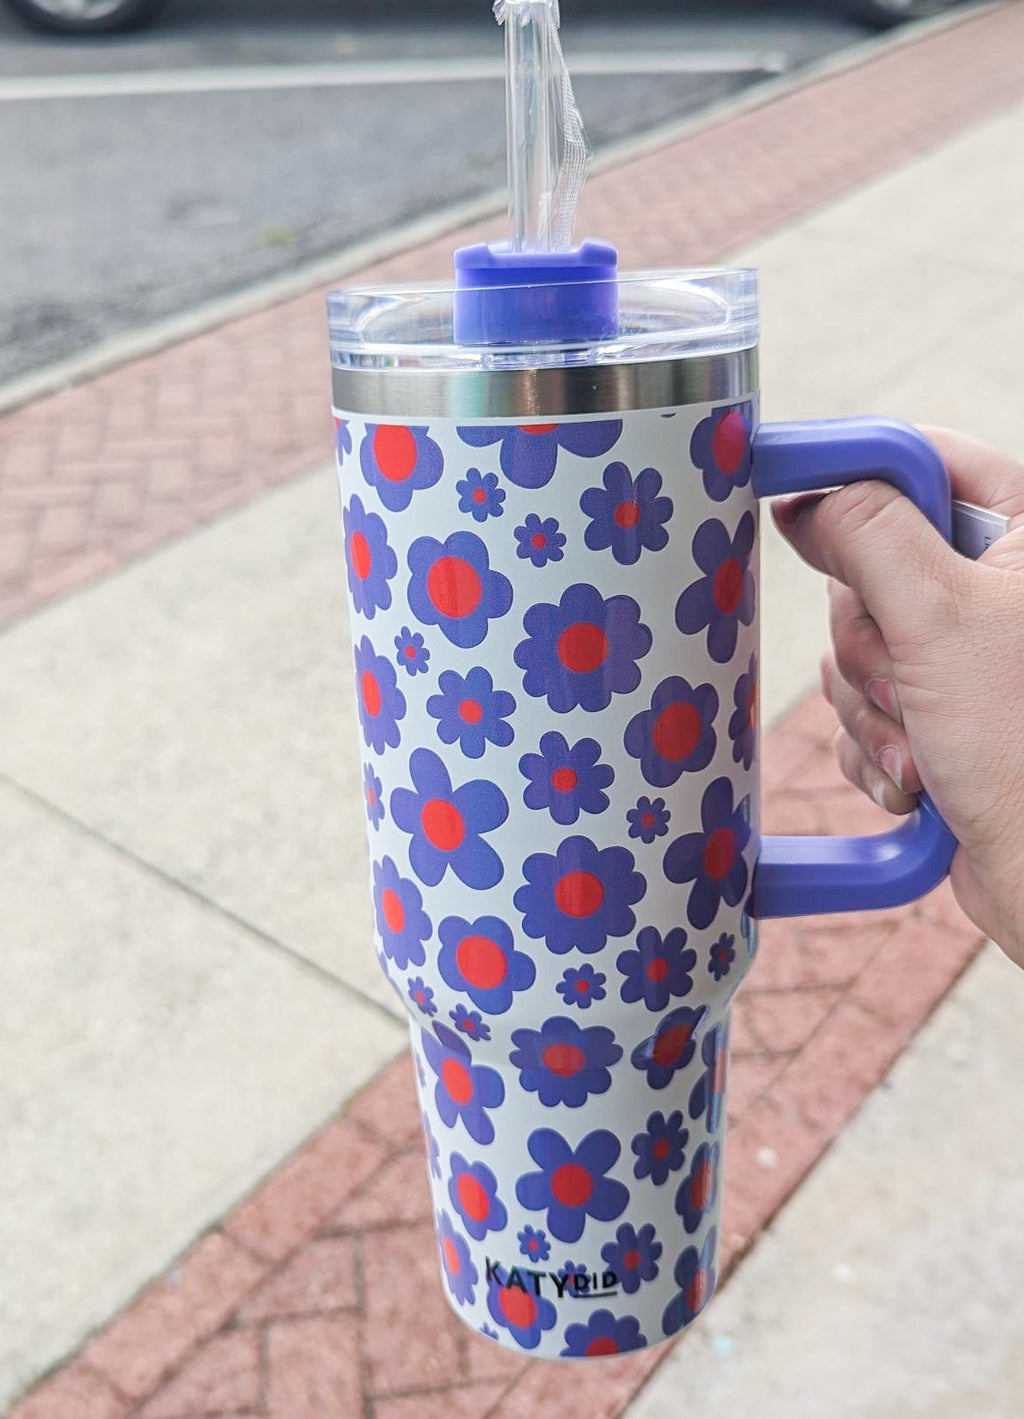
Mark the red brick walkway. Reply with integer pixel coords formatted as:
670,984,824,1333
2,3,1024,632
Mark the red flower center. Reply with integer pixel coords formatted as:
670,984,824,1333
373,425,417,482
551,1162,593,1207
712,410,747,474
556,621,608,675
652,1138,671,1161
421,799,466,852
622,1248,641,1271
441,1058,474,1106
366,786,376,806
691,1160,713,1210
641,812,655,828
519,423,558,435
360,670,382,718
457,1173,491,1223
442,1236,461,1276
554,871,604,919
541,1043,586,1077
645,957,669,983
749,681,759,730
427,555,483,619
472,488,487,503
653,701,702,761
713,557,744,614
456,934,507,989
575,979,590,993
459,699,483,724
551,767,577,793
687,1267,710,1314
349,530,372,581
653,1022,694,1068
703,827,736,880
405,644,416,659
613,499,641,528
587,1336,620,1357
531,533,547,549
381,887,405,935
499,1287,538,1329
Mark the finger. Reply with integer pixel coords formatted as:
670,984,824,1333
833,727,918,817
822,656,921,796
827,579,899,715
918,426,1024,526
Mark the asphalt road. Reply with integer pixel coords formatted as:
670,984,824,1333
0,1,881,384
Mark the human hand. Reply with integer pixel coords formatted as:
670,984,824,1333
773,427,1024,967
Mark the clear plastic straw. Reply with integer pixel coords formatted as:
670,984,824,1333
494,0,590,253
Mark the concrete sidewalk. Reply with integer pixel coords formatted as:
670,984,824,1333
3,7,1024,1416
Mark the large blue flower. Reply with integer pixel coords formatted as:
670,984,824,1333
663,776,752,930
509,1016,622,1108
675,513,756,664
626,795,670,845
485,1267,558,1349
448,1153,507,1241
729,652,758,770
617,926,696,1012
371,856,431,969
363,762,385,830
437,913,536,1014
662,1228,718,1337
556,963,606,1011
515,1128,629,1243
390,748,508,890
406,528,513,650
675,1140,721,1235
581,461,673,565
360,423,443,512
456,467,505,522
458,419,622,490
560,1309,647,1359
515,837,646,955
515,582,651,714
437,1209,478,1307
518,732,613,825
427,667,515,759
421,1022,505,1144
624,676,718,788
601,1222,662,1295
515,513,566,568
689,1021,729,1132
334,416,353,466
343,494,397,620
631,1005,708,1090
690,401,753,502
631,1109,689,1185
353,635,406,754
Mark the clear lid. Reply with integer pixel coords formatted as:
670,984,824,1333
327,268,758,373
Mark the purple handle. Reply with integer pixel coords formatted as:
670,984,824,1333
750,417,956,918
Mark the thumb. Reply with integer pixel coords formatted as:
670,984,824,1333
773,479,965,649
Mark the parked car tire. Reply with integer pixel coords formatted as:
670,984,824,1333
1,0,166,33
842,0,964,28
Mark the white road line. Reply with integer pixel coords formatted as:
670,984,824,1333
0,51,789,103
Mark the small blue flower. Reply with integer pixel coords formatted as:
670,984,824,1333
617,926,696,1011
690,402,753,502
448,1153,507,1241
485,1267,559,1349
676,513,756,663
456,467,505,522
556,964,607,1011
663,776,752,930
601,1222,662,1295
516,836,646,955
450,1003,491,1042
518,1224,551,1262
581,461,673,565
560,1308,647,1358
360,424,443,512
372,856,431,970
480,1324,500,1340
353,635,406,754
423,1112,441,1179
689,1021,729,1133
729,652,758,770
437,913,536,1014
343,494,397,620
510,1016,622,1108
631,1006,708,1090
407,529,513,650
515,1128,629,1243
421,1022,505,1145
515,513,566,568
427,666,515,759
631,1110,689,1185
437,1209,479,1306
515,582,651,714
458,420,622,489
708,933,736,982
407,975,436,1016
626,795,670,845
394,625,430,676
662,1228,718,1336
624,675,718,787
334,416,353,465
675,1141,721,1234
391,748,509,890
363,762,385,830
518,732,613,825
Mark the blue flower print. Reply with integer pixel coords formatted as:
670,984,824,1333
515,837,646,955
334,416,353,466
691,402,753,502
437,913,536,1014
423,1112,441,1179
518,1225,551,1263
515,582,651,714
363,762,385,830
437,1209,478,1307
480,1324,500,1340
394,626,429,677
450,1004,491,1042
421,1022,505,1144
514,513,566,568
631,1005,708,1090
407,529,513,650
624,676,718,788
458,419,622,490
689,1021,729,1133
741,896,757,961
372,856,431,970
485,1267,558,1349
561,1309,647,1359
509,1016,622,1109
360,423,443,512
559,1259,589,1290
662,1228,718,1336
627,796,670,845
391,748,508,890
729,652,758,770
407,976,436,1016
515,1128,629,1243
415,1052,427,1089
519,733,613,825
663,776,752,930
708,933,736,982
353,635,406,754
343,495,397,620
631,1110,689,1185
556,964,606,1011
675,1141,721,1235
676,512,756,663
448,1153,507,1241
427,667,515,760
581,462,673,565
601,1223,662,1295
617,926,696,1012
456,467,505,522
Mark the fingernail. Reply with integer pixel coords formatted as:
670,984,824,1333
774,493,825,526
878,746,903,790
871,776,890,809
866,677,901,723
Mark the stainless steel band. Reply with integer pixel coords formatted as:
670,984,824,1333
331,347,759,419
